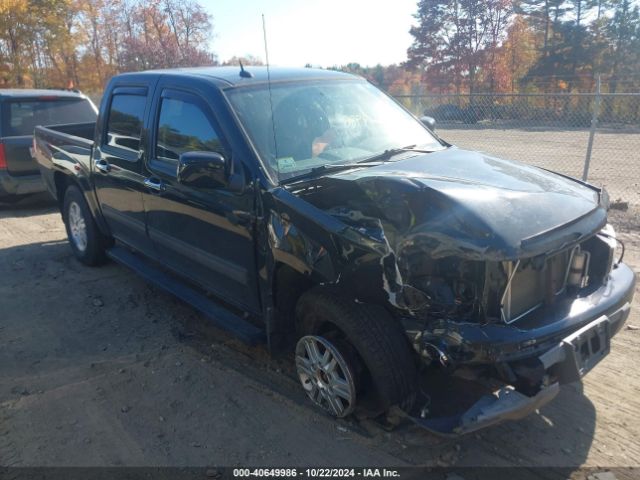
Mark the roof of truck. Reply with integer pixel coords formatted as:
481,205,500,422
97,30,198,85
118,66,359,87
0,89,88,100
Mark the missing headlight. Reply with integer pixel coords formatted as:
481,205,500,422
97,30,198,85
567,247,590,289
400,254,485,321
598,224,625,268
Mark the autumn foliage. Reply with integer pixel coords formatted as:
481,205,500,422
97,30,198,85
404,0,640,94
0,0,215,93
338,1,640,96
2,0,639,97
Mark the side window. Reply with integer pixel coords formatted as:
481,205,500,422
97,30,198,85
105,94,146,153
156,97,225,163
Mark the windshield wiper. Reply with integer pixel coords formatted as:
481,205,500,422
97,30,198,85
358,145,435,163
279,163,365,185
279,145,435,185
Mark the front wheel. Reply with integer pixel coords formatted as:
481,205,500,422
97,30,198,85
296,335,358,418
295,289,418,418
63,185,111,266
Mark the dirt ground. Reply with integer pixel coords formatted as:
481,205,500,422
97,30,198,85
1,195,639,470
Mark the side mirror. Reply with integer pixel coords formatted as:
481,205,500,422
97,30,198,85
177,151,228,189
420,115,436,131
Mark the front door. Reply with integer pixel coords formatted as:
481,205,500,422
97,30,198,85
92,85,155,254
142,86,260,313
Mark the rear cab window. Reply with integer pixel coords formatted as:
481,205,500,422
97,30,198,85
1,97,96,137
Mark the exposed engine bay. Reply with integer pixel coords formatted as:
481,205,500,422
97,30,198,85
323,201,622,368
400,225,618,327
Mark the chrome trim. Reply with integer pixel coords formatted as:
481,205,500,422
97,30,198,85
144,177,165,192
94,159,110,173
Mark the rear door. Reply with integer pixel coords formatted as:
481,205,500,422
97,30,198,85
0,96,96,176
92,83,156,255
142,79,261,313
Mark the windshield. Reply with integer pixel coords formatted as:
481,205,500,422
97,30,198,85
225,80,444,182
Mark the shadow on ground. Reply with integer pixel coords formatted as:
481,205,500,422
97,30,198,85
0,192,57,217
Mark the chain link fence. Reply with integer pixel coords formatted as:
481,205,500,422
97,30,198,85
395,91,640,212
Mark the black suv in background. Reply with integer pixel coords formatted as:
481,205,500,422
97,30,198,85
0,90,97,201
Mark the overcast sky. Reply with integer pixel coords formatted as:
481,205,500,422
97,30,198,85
201,0,417,67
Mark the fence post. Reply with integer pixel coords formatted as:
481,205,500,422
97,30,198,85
583,75,601,181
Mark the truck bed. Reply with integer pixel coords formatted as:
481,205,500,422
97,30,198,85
35,122,95,145
33,122,96,200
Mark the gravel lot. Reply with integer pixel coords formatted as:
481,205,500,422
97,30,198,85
1,194,639,471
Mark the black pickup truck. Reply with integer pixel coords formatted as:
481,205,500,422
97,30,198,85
0,89,97,200
33,67,635,435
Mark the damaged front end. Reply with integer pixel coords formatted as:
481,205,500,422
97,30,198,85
279,150,636,434
396,222,633,435
397,219,634,435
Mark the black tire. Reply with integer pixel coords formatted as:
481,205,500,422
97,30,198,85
62,185,111,266
296,289,417,411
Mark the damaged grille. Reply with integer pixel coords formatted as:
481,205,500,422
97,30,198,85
400,226,615,325
500,235,612,324
500,251,571,323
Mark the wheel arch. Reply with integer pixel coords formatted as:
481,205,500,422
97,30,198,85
295,286,418,411
54,169,110,236
271,262,315,340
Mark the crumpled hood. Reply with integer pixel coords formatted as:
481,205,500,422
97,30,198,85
296,148,607,260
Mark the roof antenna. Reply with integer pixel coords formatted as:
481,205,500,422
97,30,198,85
263,14,279,165
239,60,253,78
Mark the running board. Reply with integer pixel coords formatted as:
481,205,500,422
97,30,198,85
106,246,265,345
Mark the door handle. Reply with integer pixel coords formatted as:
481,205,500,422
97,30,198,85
227,210,256,226
144,177,165,192
94,159,110,173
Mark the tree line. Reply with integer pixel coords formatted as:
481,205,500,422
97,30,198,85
2,0,639,96
333,1,640,96
405,0,640,94
0,0,215,92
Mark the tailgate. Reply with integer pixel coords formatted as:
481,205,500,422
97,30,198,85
1,136,38,176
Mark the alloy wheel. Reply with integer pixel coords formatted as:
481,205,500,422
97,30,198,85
68,201,88,252
295,335,357,418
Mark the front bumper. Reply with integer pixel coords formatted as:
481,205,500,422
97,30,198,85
407,263,635,435
413,382,561,436
0,170,45,198
416,262,636,366
412,307,629,435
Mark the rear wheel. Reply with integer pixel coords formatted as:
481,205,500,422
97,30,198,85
63,185,111,266
295,289,417,418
